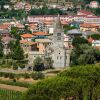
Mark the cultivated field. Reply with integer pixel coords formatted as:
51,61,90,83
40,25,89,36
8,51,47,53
0,88,22,100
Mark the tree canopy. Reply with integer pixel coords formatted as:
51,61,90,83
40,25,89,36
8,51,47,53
0,37,4,58
22,65,100,100
33,57,44,71
88,34,100,40
72,36,89,47
71,44,100,65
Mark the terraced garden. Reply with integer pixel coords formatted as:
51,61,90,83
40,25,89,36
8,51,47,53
0,88,22,100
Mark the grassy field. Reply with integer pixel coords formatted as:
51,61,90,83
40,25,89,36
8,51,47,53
0,88,22,100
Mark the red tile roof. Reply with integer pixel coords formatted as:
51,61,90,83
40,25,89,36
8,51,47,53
88,37,94,43
32,32,48,36
20,40,37,45
0,24,10,29
78,10,95,16
80,23,99,28
16,24,24,28
29,24,37,29
21,34,33,38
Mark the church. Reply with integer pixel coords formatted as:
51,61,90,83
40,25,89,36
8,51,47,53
45,15,71,68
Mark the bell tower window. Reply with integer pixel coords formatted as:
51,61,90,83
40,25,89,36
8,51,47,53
57,33,61,40
57,33,61,36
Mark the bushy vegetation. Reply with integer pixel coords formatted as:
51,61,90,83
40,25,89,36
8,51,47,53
30,7,64,15
22,65,100,100
33,56,53,71
0,79,31,88
71,36,100,66
0,71,45,80
31,72,45,80
88,34,100,40
0,88,22,100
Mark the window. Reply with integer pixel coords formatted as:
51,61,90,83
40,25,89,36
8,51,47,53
57,33,61,36
57,33,61,40
57,37,61,40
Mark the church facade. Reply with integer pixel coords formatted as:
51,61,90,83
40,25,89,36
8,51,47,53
45,15,71,68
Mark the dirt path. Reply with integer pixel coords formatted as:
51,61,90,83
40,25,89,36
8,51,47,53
0,84,28,92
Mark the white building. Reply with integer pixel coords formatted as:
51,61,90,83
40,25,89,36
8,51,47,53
89,1,99,8
84,16,100,25
92,40,100,47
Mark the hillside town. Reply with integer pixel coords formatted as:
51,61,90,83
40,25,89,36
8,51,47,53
0,0,100,69
0,0,100,100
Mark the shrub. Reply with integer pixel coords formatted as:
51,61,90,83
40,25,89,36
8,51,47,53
13,78,16,82
13,66,18,70
0,79,32,88
33,57,44,71
31,72,45,80
4,73,9,78
24,73,30,79
9,73,15,79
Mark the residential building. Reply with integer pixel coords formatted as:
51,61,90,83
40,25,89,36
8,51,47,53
89,1,99,8
80,23,99,32
14,2,25,10
0,24,11,39
37,21,46,32
77,10,95,16
21,33,34,41
92,40,100,50
24,3,31,12
64,2,74,9
84,16,100,25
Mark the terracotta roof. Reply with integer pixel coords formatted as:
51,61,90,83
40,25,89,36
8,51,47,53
61,20,69,25
20,40,37,45
80,24,99,28
20,40,28,44
32,32,48,36
0,24,10,29
21,34,33,38
29,24,37,29
16,24,24,28
78,10,95,15
88,37,94,43
44,21,53,25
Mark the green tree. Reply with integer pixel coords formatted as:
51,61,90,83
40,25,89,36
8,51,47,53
10,27,21,40
0,37,4,58
23,65,100,100
33,57,44,71
44,57,53,69
63,25,76,34
93,8,100,16
72,36,89,47
59,65,100,100
12,40,24,60
71,44,100,65
89,34,100,40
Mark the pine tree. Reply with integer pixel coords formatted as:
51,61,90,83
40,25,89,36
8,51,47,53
0,37,4,58
12,40,24,60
